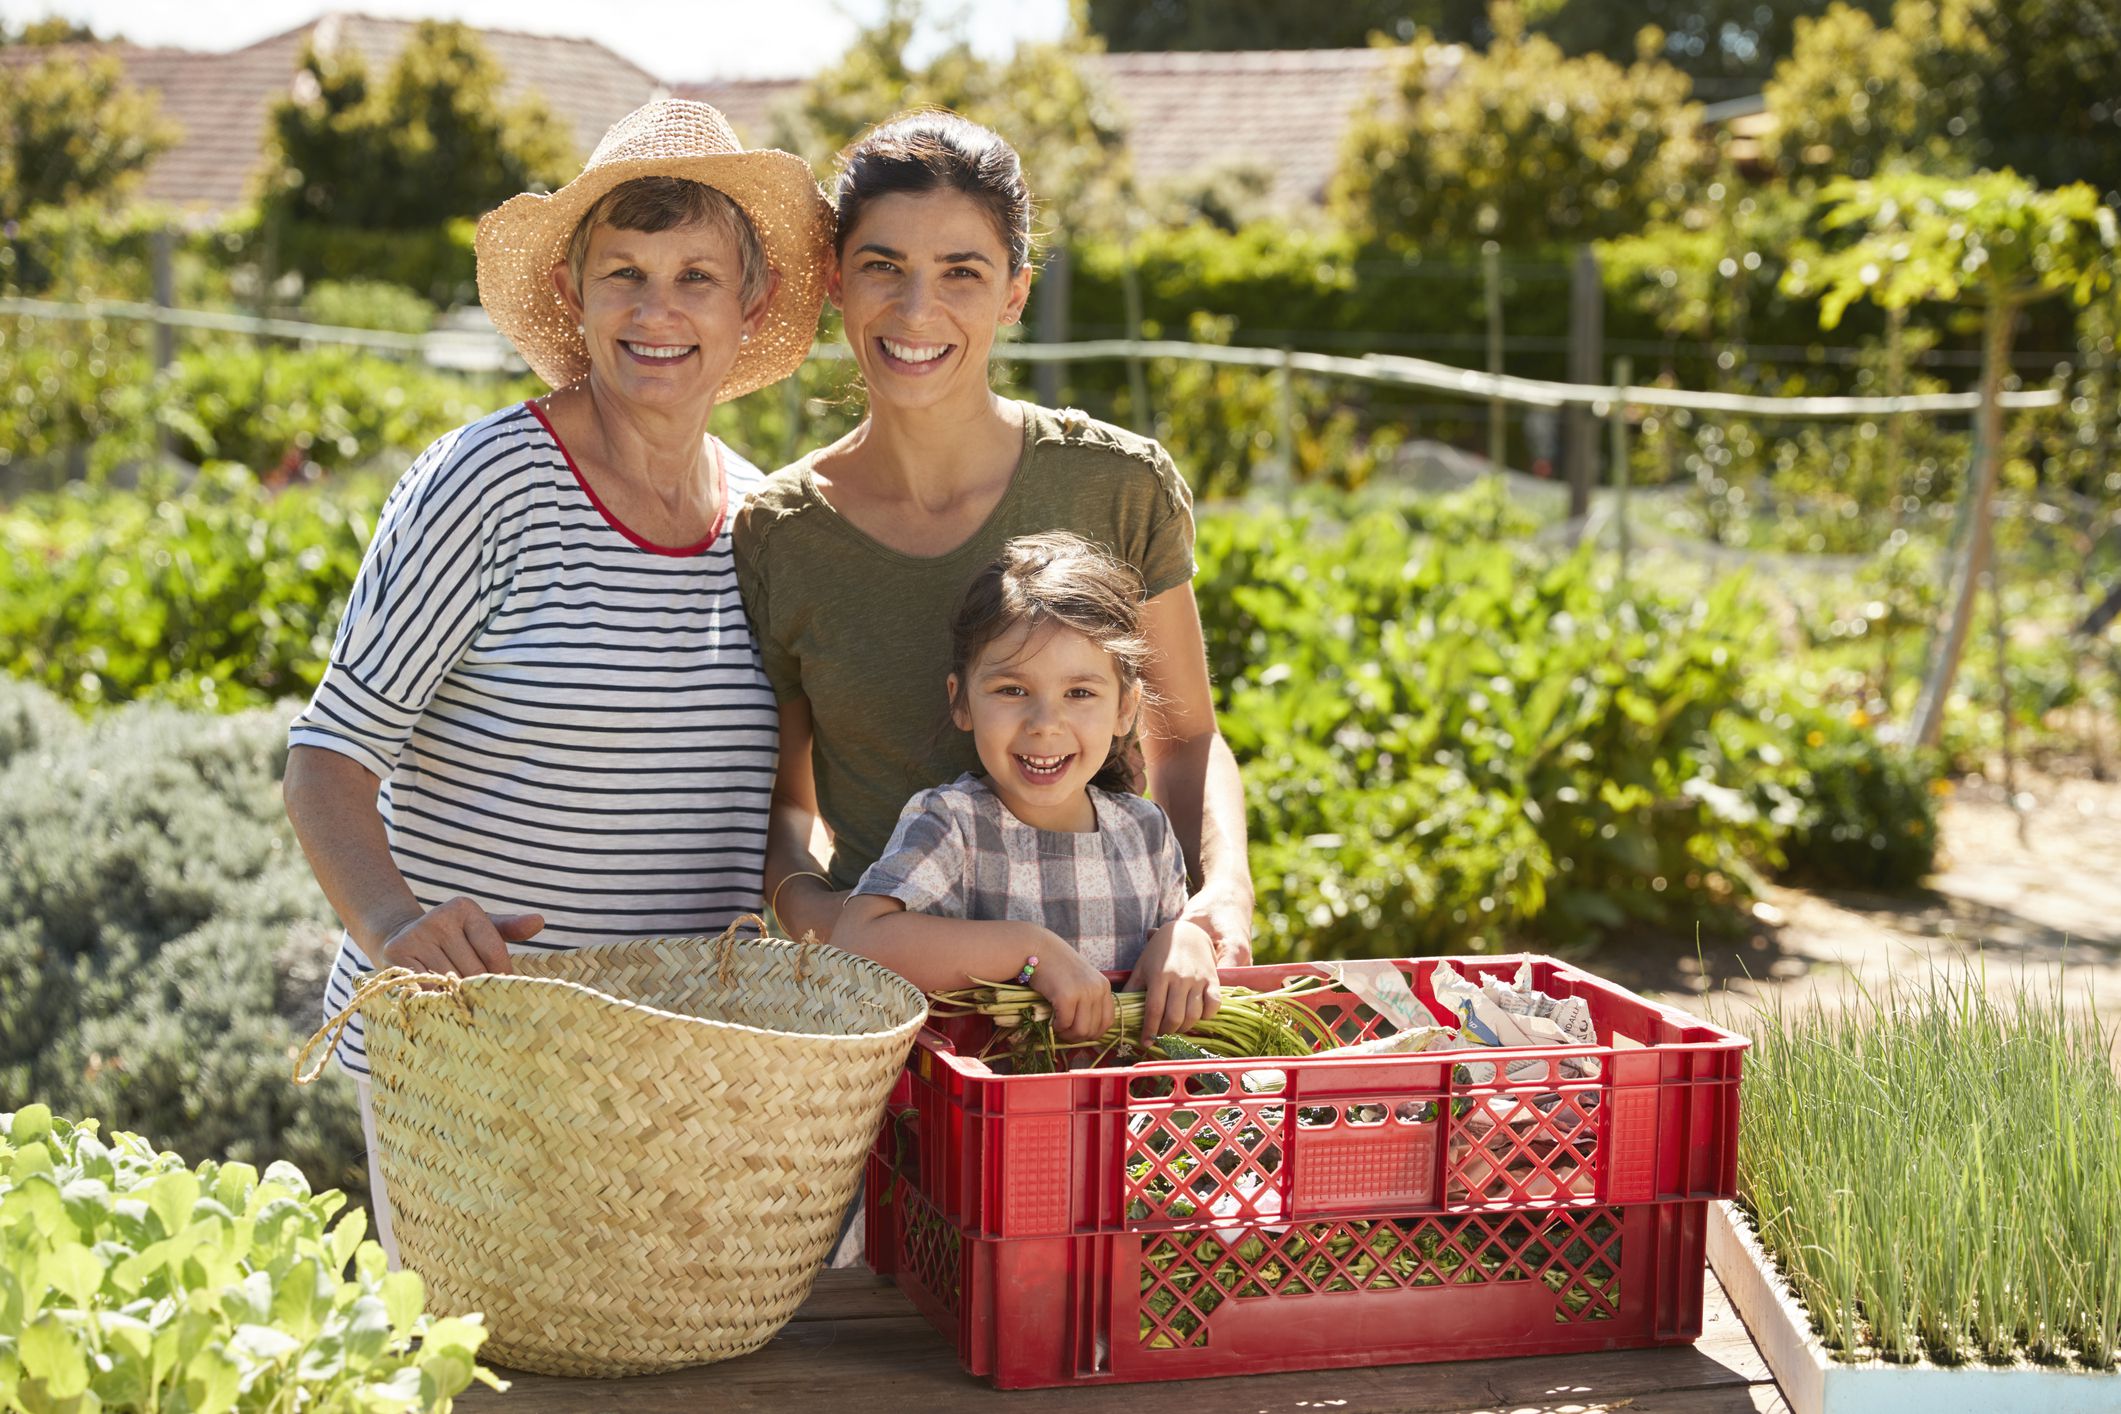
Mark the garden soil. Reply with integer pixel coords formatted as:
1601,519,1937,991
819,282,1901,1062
1603,769,2121,1063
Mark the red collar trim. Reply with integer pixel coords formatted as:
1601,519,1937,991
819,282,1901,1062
524,400,726,557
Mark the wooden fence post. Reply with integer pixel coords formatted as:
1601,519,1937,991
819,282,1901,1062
1566,244,1603,528
1484,242,1505,474
151,226,176,465
1034,241,1070,408
1611,356,1632,579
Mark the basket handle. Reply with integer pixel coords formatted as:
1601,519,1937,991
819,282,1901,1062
291,967,464,1085
710,912,827,986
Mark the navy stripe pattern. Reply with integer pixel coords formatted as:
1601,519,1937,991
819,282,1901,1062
290,403,775,1075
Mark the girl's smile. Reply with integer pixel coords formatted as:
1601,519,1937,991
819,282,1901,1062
950,621,1140,833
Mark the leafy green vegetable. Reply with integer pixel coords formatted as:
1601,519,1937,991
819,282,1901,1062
0,1107,503,1411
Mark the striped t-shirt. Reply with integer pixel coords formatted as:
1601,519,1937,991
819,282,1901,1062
290,401,776,1075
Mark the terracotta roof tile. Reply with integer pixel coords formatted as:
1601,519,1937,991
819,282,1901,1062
17,25,1424,220
1092,48,1402,206
680,48,1418,209
6,13,663,216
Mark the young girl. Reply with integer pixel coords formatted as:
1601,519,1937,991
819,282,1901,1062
832,532,1220,1044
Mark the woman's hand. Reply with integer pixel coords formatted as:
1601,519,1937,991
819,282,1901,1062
1180,884,1255,968
1124,919,1222,1040
1028,939,1118,1044
377,898,542,977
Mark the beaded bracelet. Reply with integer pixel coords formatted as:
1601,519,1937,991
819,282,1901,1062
1013,955,1039,986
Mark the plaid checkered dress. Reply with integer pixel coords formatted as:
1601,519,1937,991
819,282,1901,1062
852,774,1191,971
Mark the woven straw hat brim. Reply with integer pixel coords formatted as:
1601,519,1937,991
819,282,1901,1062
476,149,831,401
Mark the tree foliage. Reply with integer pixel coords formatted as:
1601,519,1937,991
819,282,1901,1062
1762,0,2121,205
0,50,173,215
773,1,1133,240
263,19,574,230
1789,169,2117,327
0,17,99,43
1335,5,1707,250
1785,169,2118,748
1529,0,1895,96
1084,0,1486,50
1762,2,1975,184
1956,0,2121,208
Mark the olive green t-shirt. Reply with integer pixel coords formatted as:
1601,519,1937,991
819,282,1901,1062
732,402,1197,890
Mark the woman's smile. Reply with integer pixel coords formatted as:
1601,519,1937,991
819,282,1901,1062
832,189,1031,407
876,336,954,374
621,339,698,365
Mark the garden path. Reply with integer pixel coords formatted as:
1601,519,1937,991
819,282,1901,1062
1603,769,2121,1058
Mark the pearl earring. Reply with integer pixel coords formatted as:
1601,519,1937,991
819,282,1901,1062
740,332,751,344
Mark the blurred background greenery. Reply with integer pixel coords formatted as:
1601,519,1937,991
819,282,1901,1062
1,0,2115,1197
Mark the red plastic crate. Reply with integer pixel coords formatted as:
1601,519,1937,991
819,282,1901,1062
868,1159,1715,1387
862,954,1746,1387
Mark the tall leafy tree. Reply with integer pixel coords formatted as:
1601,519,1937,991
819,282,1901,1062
1083,0,1488,49
774,2,1132,239
1761,1,1974,184
1959,0,2121,208
1787,170,2118,746
263,20,573,230
1,18,99,43
1762,0,2121,204
1530,0,1895,98
1335,4,1706,251
0,43,173,214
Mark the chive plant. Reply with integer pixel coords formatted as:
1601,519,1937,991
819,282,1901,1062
1737,969,2121,1368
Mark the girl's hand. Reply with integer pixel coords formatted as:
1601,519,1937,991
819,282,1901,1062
1027,937,1117,1043
1124,920,1221,1041
378,898,540,977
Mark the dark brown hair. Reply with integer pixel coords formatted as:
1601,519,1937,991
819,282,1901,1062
833,110,1035,273
565,176,770,310
947,532,1153,794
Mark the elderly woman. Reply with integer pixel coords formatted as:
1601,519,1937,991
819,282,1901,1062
740,112,1255,1046
283,100,830,1259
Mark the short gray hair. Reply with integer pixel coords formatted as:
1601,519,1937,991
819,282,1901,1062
564,176,771,311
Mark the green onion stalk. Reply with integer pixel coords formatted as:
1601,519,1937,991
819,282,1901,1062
928,975,1339,1072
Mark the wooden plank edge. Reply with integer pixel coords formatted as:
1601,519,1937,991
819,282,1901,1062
1706,1200,1824,1414
1706,1200,2121,1414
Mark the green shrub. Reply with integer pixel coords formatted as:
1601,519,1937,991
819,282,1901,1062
270,218,481,307
0,1104,499,1411
1761,724,1939,890
0,679,362,1206
1194,501,1936,958
0,466,387,709
300,279,437,335
154,344,536,475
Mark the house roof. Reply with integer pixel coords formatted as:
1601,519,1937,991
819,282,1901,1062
676,46,1421,210
2,13,665,215
1089,48,1405,207
13,19,1419,220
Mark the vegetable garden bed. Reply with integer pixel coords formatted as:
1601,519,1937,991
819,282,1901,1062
1711,975,2121,1413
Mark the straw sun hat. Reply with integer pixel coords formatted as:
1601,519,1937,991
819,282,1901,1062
476,99,832,401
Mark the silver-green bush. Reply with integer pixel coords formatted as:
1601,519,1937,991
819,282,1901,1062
0,679,362,1204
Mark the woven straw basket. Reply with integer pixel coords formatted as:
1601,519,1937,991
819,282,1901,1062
299,920,926,1377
